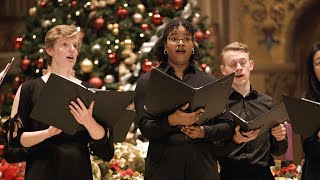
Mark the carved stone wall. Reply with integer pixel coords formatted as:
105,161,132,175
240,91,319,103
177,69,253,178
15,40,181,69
232,0,320,165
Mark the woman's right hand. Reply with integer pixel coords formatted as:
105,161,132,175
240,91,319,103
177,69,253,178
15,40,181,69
168,103,204,126
46,126,62,138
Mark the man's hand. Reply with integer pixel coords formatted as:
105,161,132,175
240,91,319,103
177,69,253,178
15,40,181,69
271,124,286,141
233,125,259,144
181,125,205,139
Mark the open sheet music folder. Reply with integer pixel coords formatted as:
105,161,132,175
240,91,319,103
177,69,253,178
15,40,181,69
283,95,320,137
145,68,235,125
30,73,135,139
230,103,288,136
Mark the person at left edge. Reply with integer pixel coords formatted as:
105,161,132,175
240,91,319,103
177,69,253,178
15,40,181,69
134,18,233,180
9,24,114,180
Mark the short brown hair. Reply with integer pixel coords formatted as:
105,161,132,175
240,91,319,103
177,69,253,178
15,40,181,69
44,25,80,65
221,42,249,58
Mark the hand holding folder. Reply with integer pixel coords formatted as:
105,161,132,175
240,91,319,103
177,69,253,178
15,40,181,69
30,73,135,141
283,95,320,137
230,103,288,136
145,68,234,125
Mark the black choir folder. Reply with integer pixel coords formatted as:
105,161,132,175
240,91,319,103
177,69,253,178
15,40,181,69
283,95,320,137
30,73,135,141
145,68,235,125
230,103,288,136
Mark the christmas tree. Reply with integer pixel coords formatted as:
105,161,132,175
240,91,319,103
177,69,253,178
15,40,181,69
0,0,216,117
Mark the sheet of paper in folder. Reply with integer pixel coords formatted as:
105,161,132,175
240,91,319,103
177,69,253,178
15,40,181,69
230,103,288,136
145,68,235,125
30,73,135,138
283,95,320,137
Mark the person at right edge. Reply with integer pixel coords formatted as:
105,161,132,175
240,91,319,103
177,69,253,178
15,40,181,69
134,19,233,180
218,42,288,180
301,41,320,180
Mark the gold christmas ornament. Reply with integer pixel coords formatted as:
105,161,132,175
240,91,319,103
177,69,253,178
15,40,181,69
137,4,145,14
107,23,114,30
132,13,143,24
80,58,94,73
112,28,119,35
104,74,115,83
113,23,119,29
29,7,37,16
106,0,116,5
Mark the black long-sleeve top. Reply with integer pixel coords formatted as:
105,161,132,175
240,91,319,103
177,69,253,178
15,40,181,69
218,88,288,168
301,126,320,179
17,78,114,180
134,65,233,180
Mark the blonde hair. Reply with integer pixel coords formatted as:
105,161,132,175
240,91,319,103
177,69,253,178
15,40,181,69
44,25,80,64
221,42,249,62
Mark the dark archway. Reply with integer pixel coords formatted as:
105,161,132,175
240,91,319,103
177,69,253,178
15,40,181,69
286,0,320,96
285,0,320,165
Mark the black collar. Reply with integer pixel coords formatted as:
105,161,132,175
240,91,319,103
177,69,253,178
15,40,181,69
229,86,259,100
159,63,196,75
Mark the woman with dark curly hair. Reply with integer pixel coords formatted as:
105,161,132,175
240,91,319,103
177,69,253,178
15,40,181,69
301,41,320,180
134,18,233,180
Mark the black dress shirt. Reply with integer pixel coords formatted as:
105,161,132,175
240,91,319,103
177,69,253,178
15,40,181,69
218,88,288,180
134,64,233,180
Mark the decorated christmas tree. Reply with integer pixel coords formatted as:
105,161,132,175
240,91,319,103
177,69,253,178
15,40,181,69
0,0,217,117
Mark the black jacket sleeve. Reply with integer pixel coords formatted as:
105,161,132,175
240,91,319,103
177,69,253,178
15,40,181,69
88,121,114,161
302,131,320,159
134,74,179,140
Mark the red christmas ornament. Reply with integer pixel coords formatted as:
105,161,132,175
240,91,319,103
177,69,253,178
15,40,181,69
40,1,46,7
142,59,153,72
88,77,103,88
108,53,118,64
21,57,31,71
6,92,15,101
151,12,163,25
116,7,129,18
204,30,212,39
93,17,105,30
0,94,5,105
14,36,23,49
141,24,149,31
174,0,184,9
156,0,165,4
194,31,204,42
36,58,43,69
71,1,77,7
12,76,23,91
200,63,207,71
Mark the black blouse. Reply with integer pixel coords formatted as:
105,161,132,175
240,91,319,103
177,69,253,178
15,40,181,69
134,65,233,180
17,77,114,180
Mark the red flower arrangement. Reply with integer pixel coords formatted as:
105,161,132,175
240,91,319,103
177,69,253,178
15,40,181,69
0,145,26,180
0,159,26,180
273,163,301,179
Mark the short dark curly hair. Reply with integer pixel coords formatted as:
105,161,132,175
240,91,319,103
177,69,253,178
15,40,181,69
153,18,199,66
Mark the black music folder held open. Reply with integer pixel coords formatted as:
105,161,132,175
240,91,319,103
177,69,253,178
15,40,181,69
30,73,135,138
113,110,136,142
145,68,235,125
230,103,288,136
283,95,320,137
